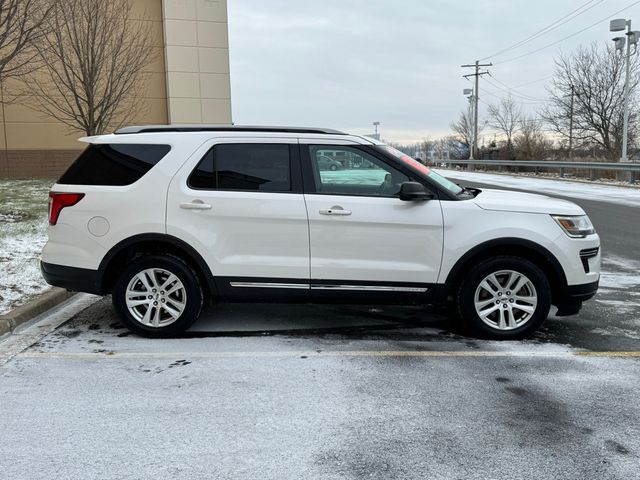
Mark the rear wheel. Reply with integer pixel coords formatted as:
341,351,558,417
112,255,203,338
456,256,551,339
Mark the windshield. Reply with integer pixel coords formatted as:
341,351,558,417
377,145,463,196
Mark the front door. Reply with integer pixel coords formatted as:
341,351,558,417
301,143,444,301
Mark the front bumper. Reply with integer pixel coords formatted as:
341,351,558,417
554,280,599,316
41,261,104,295
565,280,599,302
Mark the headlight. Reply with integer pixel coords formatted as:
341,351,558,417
551,215,595,238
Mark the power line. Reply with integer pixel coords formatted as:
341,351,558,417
480,0,606,61
496,0,640,64
479,87,546,105
484,77,541,101
484,75,553,97
482,76,547,102
486,75,547,101
511,75,554,89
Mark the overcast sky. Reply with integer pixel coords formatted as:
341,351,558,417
227,0,640,143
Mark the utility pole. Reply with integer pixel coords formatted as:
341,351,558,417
462,60,492,160
568,85,574,160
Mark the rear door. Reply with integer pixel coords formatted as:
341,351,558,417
167,138,310,300
300,142,444,301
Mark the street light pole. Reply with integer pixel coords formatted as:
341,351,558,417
621,21,632,162
611,18,639,162
463,88,474,159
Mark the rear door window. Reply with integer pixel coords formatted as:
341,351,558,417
188,144,292,192
58,144,171,186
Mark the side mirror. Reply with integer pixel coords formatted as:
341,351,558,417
399,182,433,201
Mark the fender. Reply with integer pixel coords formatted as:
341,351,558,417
99,233,217,295
443,237,568,292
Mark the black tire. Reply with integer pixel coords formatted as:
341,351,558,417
330,164,338,171
112,255,203,338
455,255,551,339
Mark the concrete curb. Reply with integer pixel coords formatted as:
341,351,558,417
0,288,76,337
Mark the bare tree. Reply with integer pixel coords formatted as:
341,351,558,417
25,0,154,135
0,0,54,83
487,95,522,157
542,43,640,161
450,108,476,153
513,117,552,160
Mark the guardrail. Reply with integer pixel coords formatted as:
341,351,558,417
434,159,640,183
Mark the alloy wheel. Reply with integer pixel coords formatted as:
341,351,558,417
473,269,538,331
125,268,187,328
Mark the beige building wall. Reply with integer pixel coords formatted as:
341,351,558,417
162,0,232,124
1,0,232,178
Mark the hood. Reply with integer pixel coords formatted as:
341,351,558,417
472,188,585,215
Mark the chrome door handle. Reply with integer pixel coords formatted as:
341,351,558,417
319,206,352,216
180,200,212,210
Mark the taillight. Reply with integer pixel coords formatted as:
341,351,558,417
48,192,85,225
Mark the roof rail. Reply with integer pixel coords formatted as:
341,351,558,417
114,124,347,135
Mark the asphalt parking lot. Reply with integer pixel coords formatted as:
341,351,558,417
1,177,639,479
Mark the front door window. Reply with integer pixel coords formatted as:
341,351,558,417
308,146,409,197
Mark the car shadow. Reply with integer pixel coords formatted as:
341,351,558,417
183,303,461,341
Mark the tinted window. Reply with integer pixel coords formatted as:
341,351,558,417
309,145,409,197
188,144,291,192
58,144,171,186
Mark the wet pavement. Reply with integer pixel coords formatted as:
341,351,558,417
1,291,639,480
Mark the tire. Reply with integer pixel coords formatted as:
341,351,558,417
330,164,338,171
455,255,551,339
112,255,203,338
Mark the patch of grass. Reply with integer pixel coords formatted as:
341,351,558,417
0,179,52,233
0,179,55,314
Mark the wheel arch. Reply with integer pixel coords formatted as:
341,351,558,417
443,238,568,304
99,233,217,297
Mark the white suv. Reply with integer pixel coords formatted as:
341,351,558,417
41,126,600,338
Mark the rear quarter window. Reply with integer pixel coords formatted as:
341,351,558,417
58,144,171,186
188,143,292,192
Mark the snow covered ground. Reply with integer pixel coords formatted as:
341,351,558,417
591,254,640,340
0,180,52,315
437,169,640,208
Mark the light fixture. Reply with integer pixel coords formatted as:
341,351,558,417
610,18,628,32
613,36,626,52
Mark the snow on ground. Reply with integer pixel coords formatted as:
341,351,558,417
0,180,52,315
591,255,640,338
437,169,640,208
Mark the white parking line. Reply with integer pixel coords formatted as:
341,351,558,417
0,294,99,367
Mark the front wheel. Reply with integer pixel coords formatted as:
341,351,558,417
455,256,551,339
112,255,203,338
